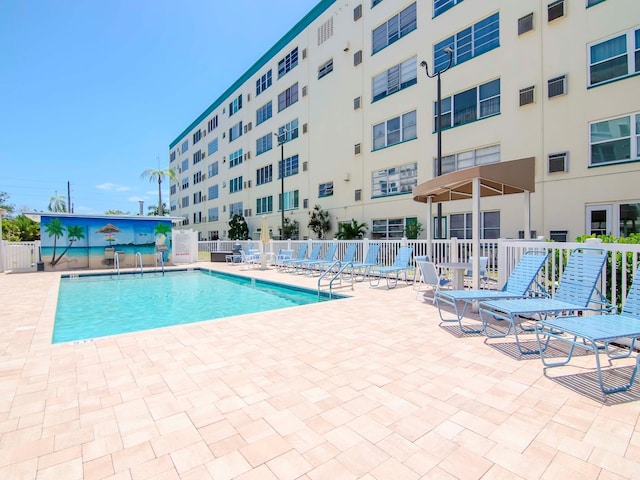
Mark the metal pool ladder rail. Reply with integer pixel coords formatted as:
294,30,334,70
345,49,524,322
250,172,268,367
156,252,165,276
135,252,143,276
113,251,120,275
318,260,354,298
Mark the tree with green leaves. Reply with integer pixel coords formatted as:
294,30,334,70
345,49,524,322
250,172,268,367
147,203,168,216
3,215,40,241
50,224,85,266
336,219,368,240
105,209,130,216
405,219,423,239
0,191,15,216
48,192,67,213
228,214,249,240
140,167,177,216
283,217,299,240
308,205,331,239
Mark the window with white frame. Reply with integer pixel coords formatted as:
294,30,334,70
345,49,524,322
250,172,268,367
170,200,177,212
433,0,463,18
449,211,501,239
277,119,299,143
207,138,218,155
371,218,404,239
170,184,176,195
588,27,640,87
181,140,189,153
278,47,298,78
278,83,299,112
229,121,243,142
620,202,640,236
229,94,242,116
229,202,243,218
208,184,219,200
208,161,219,178
229,149,243,168
319,182,333,198
208,207,219,222
256,101,272,125
256,134,273,155
437,78,500,129
181,196,189,208
372,57,417,102
257,165,272,185
318,59,334,79
256,69,272,96
229,176,243,193
256,196,273,214
438,144,500,176
372,3,416,54
181,176,189,190
279,190,299,211
590,112,639,166
278,154,299,179
372,110,417,150
372,162,417,198
434,12,499,72
181,159,189,173
193,191,203,205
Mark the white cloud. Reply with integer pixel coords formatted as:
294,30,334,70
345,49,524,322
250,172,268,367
96,182,131,192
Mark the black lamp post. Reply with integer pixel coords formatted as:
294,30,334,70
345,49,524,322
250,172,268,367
421,46,453,239
274,131,286,239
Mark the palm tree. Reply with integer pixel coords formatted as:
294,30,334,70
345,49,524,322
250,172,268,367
140,167,176,216
48,192,67,213
44,218,65,265
336,219,368,239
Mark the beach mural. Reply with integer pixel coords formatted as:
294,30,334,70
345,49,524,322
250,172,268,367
39,214,173,271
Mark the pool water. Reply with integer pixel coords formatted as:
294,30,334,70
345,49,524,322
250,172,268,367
53,269,339,343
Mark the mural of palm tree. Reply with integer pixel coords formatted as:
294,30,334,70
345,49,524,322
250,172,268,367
140,168,176,216
51,225,85,266
44,218,64,265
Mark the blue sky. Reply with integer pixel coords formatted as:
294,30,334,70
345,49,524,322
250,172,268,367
0,0,319,215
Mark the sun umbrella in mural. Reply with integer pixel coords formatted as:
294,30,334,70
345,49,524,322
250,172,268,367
96,223,121,246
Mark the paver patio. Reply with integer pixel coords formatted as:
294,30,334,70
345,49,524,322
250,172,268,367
1,263,639,479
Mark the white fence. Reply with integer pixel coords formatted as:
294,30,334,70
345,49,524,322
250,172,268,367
1,241,40,272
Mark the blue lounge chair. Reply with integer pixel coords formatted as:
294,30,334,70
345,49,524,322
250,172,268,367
351,243,381,281
274,249,293,269
416,260,452,303
435,250,549,333
279,244,307,272
369,246,414,289
288,243,322,273
478,248,612,355
535,268,640,394
305,243,339,274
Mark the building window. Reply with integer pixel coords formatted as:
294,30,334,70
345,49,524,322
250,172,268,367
193,191,203,205
208,161,219,178
449,211,501,239
170,151,176,162
208,184,219,200
278,47,299,78
207,115,218,132
256,196,273,214
548,75,567,97
437,78,500,130
277,119,299,143
256,101,272,126
181,159,189,173
170,184,176,195
354,50,363,66
518,13,534,35
193,130,202,144
354,97,361,109
318,59,334,79
372,0,383,7
229,176,243,193
587,0,606,6
279,190,299,211
193,150,202,165
319,182,334,198
373,110,417,150
181,140,189,154
372,57,417,102
589,28,639,87
354,4,362,20
229,149,243,168
433,0,463,18
229,94,242,117
590,112,639,166
372,218,404,239
355,189,362,201
372,162,417,197
355,143,361,154
208,207,219,222
620,203,640,236
372,3,416,55
229,122,243,142
257,165,273,185
256,70,272,96
229,202,243,218
519,86,535,106
547,0,565,22
434,12,499,72
279,154,299,179
207,138,219,155
256,134,273,155
278,83,299,112
548,152,568,173
549,230,568,242
181,196,189,208
438,144,500,176
193,171,203,185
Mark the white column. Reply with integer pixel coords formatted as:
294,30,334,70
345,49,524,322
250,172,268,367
523,191,531,239
472,178,481,290
426,196,433,261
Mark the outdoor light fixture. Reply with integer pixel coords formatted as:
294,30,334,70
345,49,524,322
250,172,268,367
421,45,454,239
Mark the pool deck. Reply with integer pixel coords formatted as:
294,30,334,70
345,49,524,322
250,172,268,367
1,262,640,479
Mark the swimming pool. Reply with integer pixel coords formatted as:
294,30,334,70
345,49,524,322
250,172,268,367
53,269,341,343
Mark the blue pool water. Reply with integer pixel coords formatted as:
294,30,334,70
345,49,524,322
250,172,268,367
53,269,339,343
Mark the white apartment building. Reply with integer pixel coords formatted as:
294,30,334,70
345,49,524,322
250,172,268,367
168,0,640,242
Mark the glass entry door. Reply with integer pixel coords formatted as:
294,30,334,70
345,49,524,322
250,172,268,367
586,204,612,236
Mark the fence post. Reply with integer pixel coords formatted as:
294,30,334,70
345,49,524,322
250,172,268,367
497,238,507,288
450,237,459,262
